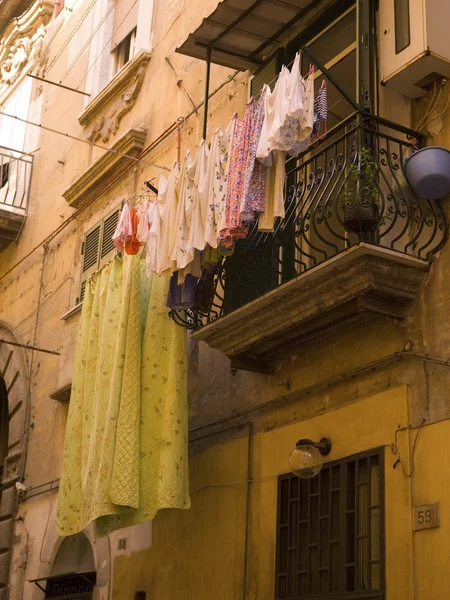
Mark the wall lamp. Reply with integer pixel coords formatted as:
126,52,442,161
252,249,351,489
289,438,332,479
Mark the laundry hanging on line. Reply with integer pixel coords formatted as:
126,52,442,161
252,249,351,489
111,54,328,309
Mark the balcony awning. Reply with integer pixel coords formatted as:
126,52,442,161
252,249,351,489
176,0,323,71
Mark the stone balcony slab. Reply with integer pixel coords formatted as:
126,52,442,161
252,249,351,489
192,244,429,371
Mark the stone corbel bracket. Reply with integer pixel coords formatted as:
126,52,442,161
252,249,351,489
62,127,148,208
0,0,53,100
79,49,151,144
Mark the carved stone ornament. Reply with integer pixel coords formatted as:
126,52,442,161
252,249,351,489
0,1,53,98
79,49,151,144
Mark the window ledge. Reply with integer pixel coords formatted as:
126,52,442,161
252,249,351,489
49,382,72,403
78,49,151,144
62,126,147,207
60,303,82,321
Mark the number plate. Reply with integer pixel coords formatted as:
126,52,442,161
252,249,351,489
413,503,439,531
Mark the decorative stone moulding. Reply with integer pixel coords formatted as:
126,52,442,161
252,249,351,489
192,243,430,372
62,127,148,208
78,49,151,144
0,0,53,100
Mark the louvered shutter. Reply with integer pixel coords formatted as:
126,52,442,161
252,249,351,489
112,0,139,48
78,225,100,304
99,209,120,268
250,55,278,100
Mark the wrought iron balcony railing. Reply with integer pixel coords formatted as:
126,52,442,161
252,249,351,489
0,146,33,247
171,113,448,331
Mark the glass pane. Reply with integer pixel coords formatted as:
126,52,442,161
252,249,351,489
289,500,298,546
371,508,380,561
358,458,368,484
290,476,299,499
331,491,340,539
299,523,308,570
300,480,309,519
370,456,380,505
320,518,329,567
310,496,319,543
358,484,368,536
320,570,329,594
346,565,355,591
346,513,355,563
278,575,287,598
331,465,340,489
331,543,340,592
298,573,307,595
279,527,288,571
280,479,289,524
347,461,355,509
395,0,411,54
303,8,357,75
320,468,330,515
371,562,381,590
289,550,297,596
309,546,319,594
357,538,369,590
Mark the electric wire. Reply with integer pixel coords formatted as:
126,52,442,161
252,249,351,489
0,69,243,285
0,110,170,169
74,0,139,91
45,0,98,76
59,1,117,84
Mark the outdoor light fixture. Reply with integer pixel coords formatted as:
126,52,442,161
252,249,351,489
288,438,332,479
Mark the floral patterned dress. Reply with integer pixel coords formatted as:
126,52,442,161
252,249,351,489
220,96,266,249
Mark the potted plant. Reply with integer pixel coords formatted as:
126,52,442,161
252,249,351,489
341,146,380,234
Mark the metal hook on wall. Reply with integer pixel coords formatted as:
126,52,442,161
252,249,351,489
176,116,185,163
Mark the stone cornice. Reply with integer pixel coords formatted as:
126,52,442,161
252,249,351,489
193,243,429,367
62,127,148,208
49,382,72,403
78,49,151,143
0,0,53,99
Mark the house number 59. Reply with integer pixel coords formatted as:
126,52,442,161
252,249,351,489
413,503,439,531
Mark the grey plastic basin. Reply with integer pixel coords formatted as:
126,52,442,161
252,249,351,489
405,146,450,200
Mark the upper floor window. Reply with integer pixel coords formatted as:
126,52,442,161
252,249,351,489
111,0,139,75
275,449,384,600
112,27,137,76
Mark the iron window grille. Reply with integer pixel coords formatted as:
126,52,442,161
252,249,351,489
45,573,96,600
275,448,385,599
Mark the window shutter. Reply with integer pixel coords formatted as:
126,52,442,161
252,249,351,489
250,55,278,100
78,225,100,304
112,0,139,48
99,209,120,267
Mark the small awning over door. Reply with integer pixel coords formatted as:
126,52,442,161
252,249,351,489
176,0,328,70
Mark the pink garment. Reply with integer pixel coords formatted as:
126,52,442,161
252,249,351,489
240,93,266,222
220,97,266,248
112,203,132,251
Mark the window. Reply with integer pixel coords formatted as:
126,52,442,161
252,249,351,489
275,449,384,599
111,0,139,75
394,0,410,54
78,208,120,303
45,573,96,600
112,28,137,76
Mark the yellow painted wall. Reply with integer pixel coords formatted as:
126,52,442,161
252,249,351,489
110,385,450,600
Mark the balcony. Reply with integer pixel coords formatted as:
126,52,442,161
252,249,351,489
171,114,448,373
0,147,33,249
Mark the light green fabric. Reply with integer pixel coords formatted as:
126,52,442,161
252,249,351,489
56,255,191,538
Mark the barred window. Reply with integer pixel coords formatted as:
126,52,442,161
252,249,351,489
276,449,384,599
45,573,96,600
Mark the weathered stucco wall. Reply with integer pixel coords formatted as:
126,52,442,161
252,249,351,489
1,1,450,600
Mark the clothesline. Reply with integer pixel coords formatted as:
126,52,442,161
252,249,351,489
111,53,329,313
